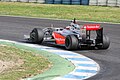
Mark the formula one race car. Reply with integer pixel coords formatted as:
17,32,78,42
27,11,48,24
25,19,110,50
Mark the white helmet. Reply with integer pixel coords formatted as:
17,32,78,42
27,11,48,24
71,23,80,30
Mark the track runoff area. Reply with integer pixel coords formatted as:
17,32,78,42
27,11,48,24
0,39,100,80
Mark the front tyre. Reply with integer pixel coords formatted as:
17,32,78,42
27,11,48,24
30,28,44,44
65,35,78,50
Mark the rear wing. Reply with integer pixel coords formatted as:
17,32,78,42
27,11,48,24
82,24,101,30
81,24,103,44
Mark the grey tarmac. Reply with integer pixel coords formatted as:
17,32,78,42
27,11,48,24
0,16,120,80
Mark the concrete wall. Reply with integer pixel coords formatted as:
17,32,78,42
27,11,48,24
108,0,117,6
89,0,97,5
118,0,120,6
89,0,120,6
98,0,107,5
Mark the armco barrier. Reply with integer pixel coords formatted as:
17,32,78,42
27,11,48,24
0,0,89,5
45,0,89,5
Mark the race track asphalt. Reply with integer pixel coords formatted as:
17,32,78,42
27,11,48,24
0,16,120,80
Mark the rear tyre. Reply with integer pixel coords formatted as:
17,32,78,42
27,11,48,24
30,28,44,44
65,35,78,50
97,35,110,49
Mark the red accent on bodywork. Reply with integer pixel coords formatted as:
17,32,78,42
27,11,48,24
52,32,65,44
83,24,100,30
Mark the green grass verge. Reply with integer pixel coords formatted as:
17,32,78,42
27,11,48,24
0,2,120,23
0,41,75,80
0,44,52,80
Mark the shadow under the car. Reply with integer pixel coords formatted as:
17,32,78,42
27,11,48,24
21,40,97,51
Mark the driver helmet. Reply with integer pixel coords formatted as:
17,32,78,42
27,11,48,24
70,23,80,30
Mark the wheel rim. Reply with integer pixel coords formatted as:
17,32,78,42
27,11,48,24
66,38,70,47
30,32,36,41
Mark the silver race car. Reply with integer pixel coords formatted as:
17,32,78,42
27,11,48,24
25,19,110,50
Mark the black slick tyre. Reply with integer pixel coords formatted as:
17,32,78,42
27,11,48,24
97,35,110,49
65,35,78,50
30,28,44,44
